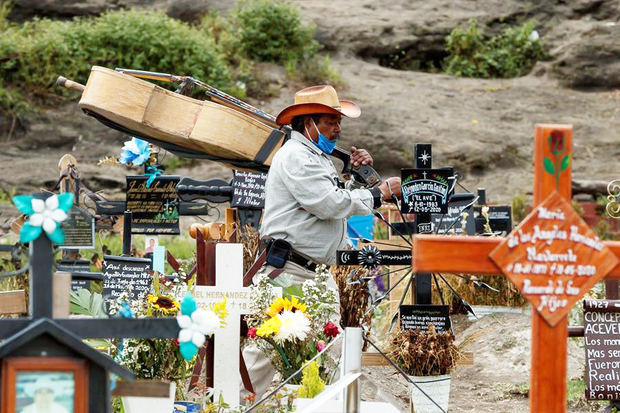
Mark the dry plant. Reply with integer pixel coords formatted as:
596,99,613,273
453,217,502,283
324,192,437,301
331,265,372,330
432,273,526,308
384,325,459,376
239,224,260,274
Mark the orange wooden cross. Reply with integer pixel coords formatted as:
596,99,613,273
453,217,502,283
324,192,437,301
412,124,620,412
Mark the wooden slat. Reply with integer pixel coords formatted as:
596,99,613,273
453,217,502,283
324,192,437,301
412,235,502,274
0,290,26,315
413,236,620,279
111,380,171,397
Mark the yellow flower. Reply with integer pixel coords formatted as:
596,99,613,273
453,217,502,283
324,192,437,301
210,296,228,327
256,316,281,338
147,294,180,315
266,297,307,317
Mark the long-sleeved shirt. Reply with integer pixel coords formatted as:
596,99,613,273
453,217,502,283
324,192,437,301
260,131,374,265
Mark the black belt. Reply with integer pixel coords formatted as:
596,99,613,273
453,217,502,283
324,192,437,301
260,237,318,273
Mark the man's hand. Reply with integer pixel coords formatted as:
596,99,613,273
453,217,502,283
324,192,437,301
350,146,373,167
379,177,402,200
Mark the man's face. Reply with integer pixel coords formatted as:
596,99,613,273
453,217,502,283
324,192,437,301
34,388,54,406
307,114,342,142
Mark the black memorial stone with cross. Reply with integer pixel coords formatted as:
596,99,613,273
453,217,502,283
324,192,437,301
0,198,179,412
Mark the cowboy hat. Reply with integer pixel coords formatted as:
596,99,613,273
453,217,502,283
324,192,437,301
275,85,360,126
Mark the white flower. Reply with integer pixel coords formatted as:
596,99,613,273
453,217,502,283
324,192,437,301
274,310,310,343
28,195,68,234
528,30,539,41
177,308,221,347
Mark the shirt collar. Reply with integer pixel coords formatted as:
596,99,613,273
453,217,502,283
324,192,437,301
290,130,325,157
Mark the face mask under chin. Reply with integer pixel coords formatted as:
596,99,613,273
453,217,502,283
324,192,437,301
305,119,337,155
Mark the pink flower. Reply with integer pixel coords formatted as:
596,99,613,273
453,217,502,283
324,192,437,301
247,326,257,339
323,322,339,338
316,340,326,352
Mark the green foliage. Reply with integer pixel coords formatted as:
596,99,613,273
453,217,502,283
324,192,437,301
511,192,528,224
287,54,342,86
443,19,547,78
298,360,326,398
0,9,234,95
70,289,107,317
231,0,319,65
0,186,17,204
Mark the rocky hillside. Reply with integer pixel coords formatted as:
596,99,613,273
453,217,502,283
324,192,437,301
1,0,618,204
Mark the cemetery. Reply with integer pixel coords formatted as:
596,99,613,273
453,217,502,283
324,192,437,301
0,1,619,412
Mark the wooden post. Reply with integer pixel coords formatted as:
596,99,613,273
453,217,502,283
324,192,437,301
53,271,71,318
529,124,572,412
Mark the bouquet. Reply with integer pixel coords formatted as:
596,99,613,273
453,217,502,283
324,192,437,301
245,265,340,384
109,270,227,400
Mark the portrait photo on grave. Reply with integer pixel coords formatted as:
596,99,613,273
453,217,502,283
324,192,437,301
16,372,74,413
1,357,87,413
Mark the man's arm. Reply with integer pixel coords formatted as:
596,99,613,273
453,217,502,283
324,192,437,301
280,153,374,220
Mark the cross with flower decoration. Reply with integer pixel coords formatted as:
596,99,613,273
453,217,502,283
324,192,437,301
0,192,224,410
411,125,620,412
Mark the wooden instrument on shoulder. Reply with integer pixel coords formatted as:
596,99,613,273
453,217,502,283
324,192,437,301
60,66,286,171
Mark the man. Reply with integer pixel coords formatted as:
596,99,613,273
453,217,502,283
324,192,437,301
243,85,401,396
259,84,401,283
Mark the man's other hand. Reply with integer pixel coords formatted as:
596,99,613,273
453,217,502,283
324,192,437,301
379,177,402,200
350,146,373,167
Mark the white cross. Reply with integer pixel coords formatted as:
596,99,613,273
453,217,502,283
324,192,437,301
418,150,431,165
193,243,280,407
422,171,428,179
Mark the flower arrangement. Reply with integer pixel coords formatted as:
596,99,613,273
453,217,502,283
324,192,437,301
109,271,226,400
246,265,340,384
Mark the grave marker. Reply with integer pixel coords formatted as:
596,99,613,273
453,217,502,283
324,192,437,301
126,175,180,235
399,304,451,333
583,299,620,400
231,170,267,209
193,243,281,408
102,255,152,305
412,125,620,412
59,206,95,249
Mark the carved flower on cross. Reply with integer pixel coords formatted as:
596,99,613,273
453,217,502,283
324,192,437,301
12,193,74,244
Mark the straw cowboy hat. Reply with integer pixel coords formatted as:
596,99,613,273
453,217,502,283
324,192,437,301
275,85,361,126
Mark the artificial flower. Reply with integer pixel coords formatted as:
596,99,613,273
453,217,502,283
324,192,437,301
247,326,257,339
316,340,326,352
119,137,150,166
274,310,311,343
323,322,339,338
256,316,281,338
147,294,180,315
13,193,74,244
176,293,226,361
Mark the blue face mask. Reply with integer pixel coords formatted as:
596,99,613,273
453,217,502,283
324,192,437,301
306,120,337,154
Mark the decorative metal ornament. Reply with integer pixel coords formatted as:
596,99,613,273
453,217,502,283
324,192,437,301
607,179,620,219
358,245,382,269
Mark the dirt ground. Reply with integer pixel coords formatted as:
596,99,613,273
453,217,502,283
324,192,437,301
361,307,604,413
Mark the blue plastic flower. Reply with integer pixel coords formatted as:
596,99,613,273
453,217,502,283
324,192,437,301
176,293,222,361
13,193,74,244
119,138,150,166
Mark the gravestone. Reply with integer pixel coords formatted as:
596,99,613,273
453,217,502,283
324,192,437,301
432,194,476,235
193,243,281,408
474,205,512,235
400,168,454,214
59,206,95,249
57,259,93,292
231,170,267,209
125,175,180,235
399,304,451,333
583,299,620,400
102,255,152,306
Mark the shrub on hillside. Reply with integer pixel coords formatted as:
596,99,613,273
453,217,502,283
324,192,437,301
0,9,234,94
231,0,319,65
443,19,547,78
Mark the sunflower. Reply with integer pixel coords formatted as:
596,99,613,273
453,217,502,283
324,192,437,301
147,294,180,315
266,296,307,317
